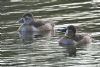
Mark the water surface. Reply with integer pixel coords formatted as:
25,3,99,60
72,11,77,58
0,0,100,67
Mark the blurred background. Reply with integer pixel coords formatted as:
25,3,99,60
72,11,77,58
0,0,100,67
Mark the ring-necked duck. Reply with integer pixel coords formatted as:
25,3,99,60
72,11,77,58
17,13,54,33
59,25,92,56
17,13,55,43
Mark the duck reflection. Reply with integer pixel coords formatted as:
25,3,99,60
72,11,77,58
18,30,54,44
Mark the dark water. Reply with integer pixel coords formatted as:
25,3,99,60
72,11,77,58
0,0,100,67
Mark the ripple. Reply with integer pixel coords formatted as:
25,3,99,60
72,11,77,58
0,0,100,67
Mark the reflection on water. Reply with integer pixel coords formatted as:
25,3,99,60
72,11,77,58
10,0,22,2
91,0,100,7
0,0,100,67
18,30,55,44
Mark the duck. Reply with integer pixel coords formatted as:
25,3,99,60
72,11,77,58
59,25,92,56
17,13,54,33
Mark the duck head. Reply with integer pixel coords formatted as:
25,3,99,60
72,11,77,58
65,25,76,38
18,13,34,25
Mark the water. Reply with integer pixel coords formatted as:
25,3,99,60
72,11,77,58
0,0,100,67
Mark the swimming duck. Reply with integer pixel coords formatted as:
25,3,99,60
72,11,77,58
59,25,92,46
59,25,92,56
17,13,54,33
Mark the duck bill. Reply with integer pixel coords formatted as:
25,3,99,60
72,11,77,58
17,18,24,24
